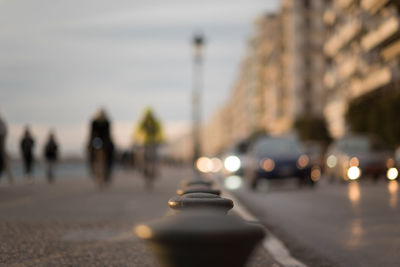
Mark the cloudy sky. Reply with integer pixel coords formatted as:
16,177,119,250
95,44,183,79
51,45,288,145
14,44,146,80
0,0,279,156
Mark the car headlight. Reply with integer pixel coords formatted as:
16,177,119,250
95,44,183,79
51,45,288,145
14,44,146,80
387,168,398,180
311,166,321,182
347,166,361,180
224,155,241,172
297,154,309,169
196,157,212,173
386,158,395,168
210,157,223,173
326,155,337,168
261,158,275,172
349,157,359,167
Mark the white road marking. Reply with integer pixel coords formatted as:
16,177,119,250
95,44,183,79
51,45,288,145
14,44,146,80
222,189,308,267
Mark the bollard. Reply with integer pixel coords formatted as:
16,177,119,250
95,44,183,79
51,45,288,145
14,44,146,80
168,192,233,213
135,210,266,267
184,179,213,188
176,185,221,196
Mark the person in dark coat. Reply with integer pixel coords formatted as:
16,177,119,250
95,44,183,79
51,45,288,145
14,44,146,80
43,131,58,183
0,115,6,177
0,114,13,183
87,109,114,182
20,126,35,181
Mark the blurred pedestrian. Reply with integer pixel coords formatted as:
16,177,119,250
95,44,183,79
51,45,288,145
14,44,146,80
43,131,59,183
0,114,13,183
20,126,35,182
87,109,114,184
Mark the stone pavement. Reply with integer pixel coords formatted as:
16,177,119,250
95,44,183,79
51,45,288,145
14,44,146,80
0,165,278,267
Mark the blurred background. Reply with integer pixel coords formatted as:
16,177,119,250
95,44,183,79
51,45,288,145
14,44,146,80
2,1,400,266
0,0,278,162
3,0,400,169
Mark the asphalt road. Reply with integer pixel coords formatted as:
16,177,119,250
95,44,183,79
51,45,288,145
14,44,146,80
230,176,400,267
0,166,276,267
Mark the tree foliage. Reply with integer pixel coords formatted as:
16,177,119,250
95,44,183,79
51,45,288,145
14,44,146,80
346,90,400,149
294,115,332,145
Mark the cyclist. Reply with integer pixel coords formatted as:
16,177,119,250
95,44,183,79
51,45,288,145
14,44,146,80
134,108,164,190
87,109,114,185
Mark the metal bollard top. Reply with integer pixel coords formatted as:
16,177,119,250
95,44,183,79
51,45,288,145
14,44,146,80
184,179,213,188
135,210,266,267
168,192,233,213
176,186,221,196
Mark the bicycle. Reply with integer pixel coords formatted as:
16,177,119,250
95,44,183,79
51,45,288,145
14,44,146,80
90,137,111,188
142,144,158,191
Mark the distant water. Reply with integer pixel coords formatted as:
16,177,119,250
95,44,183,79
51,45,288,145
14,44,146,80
2,161,88,182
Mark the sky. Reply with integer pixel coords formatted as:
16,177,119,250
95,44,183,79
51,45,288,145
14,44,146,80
0,0,279,157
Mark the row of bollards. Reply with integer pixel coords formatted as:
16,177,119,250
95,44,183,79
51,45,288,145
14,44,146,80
135,175,266,267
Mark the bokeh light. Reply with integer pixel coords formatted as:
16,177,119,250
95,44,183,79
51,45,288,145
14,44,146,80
297,154,309,169
224,175,242,190
349,157,359,167
387,168,398,180
347,166,361,180
224,155,241,172
311,167,321,182
262,158,275,172
327,155,337,168
196,157,213,173
210,157,223,173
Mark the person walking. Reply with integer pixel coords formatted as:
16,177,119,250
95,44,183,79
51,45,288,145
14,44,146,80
87,109,114,185
20,126,35,182
0,114,13,183
43,131,59,183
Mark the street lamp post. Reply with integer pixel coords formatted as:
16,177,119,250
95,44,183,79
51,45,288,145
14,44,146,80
192,33,205,169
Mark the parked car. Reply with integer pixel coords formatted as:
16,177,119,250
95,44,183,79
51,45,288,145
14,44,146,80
395,146,400,167
301,141,325,182
245,136,315,190
301,141,324,169
324,134,397,182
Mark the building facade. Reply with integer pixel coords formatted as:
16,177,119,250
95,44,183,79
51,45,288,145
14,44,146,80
324,0,400,138
201,0,327,156
171,0,400,160
281,0,327,127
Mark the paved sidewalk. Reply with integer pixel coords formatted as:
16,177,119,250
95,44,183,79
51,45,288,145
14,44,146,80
0,166,278,266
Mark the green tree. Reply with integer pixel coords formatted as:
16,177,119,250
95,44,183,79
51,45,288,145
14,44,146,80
294,115,332,145
345,90,400,149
